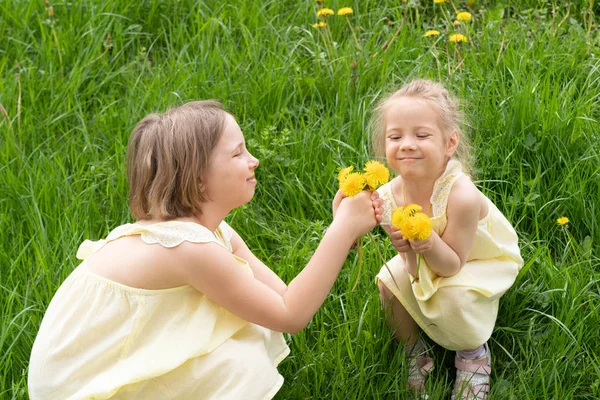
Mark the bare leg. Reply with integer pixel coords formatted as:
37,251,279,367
378,280,433,391
378,280,419,346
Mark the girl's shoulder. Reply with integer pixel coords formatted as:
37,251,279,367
446,176,488,219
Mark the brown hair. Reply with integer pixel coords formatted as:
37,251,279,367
370,79,473,175
127,100,227,220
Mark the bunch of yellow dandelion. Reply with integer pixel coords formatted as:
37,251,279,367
338,160,390,196
312,21,327,28
337,160,390,291
391,204,432,281
424,30,441,37
391,205,432,240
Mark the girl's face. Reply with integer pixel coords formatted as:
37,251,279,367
202,114,260,210
383,96,458,180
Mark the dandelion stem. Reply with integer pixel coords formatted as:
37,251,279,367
345,16,361,49
351,237,364,291
411,255,421,284
351,232,401,291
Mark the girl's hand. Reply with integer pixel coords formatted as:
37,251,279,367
408,234,435,254
333,190,384,224
331,189,347,218
334,191,381,238
388,226,412,253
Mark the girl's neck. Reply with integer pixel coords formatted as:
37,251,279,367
137,202,229,232
189,202,229,232
398,178,435,209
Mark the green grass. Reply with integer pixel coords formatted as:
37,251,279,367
1,0,599,398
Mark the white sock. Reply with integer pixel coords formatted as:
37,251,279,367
457,344,486,360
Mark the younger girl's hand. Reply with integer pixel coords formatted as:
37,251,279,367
388,226,411,253
408,234,435,254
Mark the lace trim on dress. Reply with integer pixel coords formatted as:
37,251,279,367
377,182,396,226
76,221,234,260
430,159,464,218
139,221,225,248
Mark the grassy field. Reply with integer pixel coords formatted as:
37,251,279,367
1,0,599,398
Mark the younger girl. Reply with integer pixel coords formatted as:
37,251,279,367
28,101,382,399
372,80,523,399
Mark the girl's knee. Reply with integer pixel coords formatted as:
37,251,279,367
378,280,392,305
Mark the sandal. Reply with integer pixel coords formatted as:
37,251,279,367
451,343,492,400
408,354,434,398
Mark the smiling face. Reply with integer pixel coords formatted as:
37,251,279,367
383,96,458,180
202,114,259,211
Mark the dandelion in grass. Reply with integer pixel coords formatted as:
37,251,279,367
425,30,441,37
337,7,361,47
317,8,334,17
337,7,353,16
312,21,327,28
456,11,472,21
364,160,390,190
557,216,569,226
339,172,366,197
453,20,461,27
449,33,469,42
434,0,446,3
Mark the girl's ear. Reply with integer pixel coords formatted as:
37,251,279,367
446,130,459,156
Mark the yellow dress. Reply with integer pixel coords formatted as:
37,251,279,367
28,221,290,399
376,160,523,350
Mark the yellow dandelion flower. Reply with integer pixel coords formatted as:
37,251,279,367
557,217,569,226
392,205,432,240
425,30,441,37
338,7,353,16
312,21,327,28
456,11,472,21
453,20,461,27
449,33,469,42
317,8,334,17
337,165,354,184
403,204,422,217
407,213,432,240
399,218,414,239
392,207,406,230
340,172,366,197
434,0,446,3
363,160,390,190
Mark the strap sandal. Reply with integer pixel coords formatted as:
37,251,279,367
408,354,434,399
451,343,491,400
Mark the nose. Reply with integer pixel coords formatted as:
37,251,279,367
399,136,416,151
249,152,259,169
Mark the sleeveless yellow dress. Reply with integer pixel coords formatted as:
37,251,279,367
28,221,290,399
376,160,523,350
